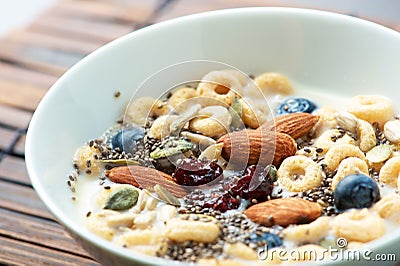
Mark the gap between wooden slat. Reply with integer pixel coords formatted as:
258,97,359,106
0,61,58,88
0,127,16,152
0,155,30,185
0,208,90,258
0,105,32,130
0,181,53,220
0,236,99,266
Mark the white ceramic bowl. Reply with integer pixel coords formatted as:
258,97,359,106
26,7,400,266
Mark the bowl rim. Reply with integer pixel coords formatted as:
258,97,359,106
26,6,400,265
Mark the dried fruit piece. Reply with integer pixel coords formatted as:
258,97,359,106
193,191,239,212
173,158,223,186
154,184,181,206
223,165,274,202
366,144,392,163
244,198,322,227
150,139,193,159
104,187,138,210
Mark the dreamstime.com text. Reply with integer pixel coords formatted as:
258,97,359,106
257,238,397,262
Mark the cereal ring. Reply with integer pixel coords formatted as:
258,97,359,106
197,71,242,106
277,155,325,192
283,216,331,243
332,208,385,242
357,119,376,152
372,193,400,223
315,129,356,154
189,106,232,138
223,69,249,87
73,144,102,176
168,87,198,109
331,157,369,191
379,156,400,186
149,115,179,140
296,146,317,158
239,98,268,128
347,95,394,126
324,144,366,172
254,72,293,95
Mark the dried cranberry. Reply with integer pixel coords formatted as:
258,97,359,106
223,165,274,202
174,158,223,186
195,191,239,212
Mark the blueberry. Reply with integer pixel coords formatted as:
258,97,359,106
334,174,380,211
111,127,144,153
277,97,317,115
249,232,282,248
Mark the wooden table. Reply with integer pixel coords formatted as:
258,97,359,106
0,1,399,265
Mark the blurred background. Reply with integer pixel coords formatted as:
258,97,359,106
1,0,399,37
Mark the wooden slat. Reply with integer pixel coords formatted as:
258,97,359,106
0,40,74,76
0,79,48,111
13,134,25,156
0,181,53,220
0,156,30,185
0,105,32,129
0,61,58,88
30,14,134,43
0,236,99,266
52,0,159,24
6,29,104,55
0,128,15,152
0,208,90,257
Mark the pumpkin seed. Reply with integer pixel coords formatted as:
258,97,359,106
228,97,244,128
366,144,393,163
104,187,139,210
150,139,193,159
154,184,181,206
264,164,277,182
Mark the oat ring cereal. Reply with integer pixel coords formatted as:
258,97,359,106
333,209,385,242
197,70,242,106
324,144,366,172
378,156,400,186
331,157,369,190
283,216,331,243
189,105,232,137
277,155,325,192
315,129,356,153
372,193,400,222
347,95,394,126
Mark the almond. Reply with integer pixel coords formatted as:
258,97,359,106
106,165,187,198
244,198,322,227
259,113,319,139
217,130,297,167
